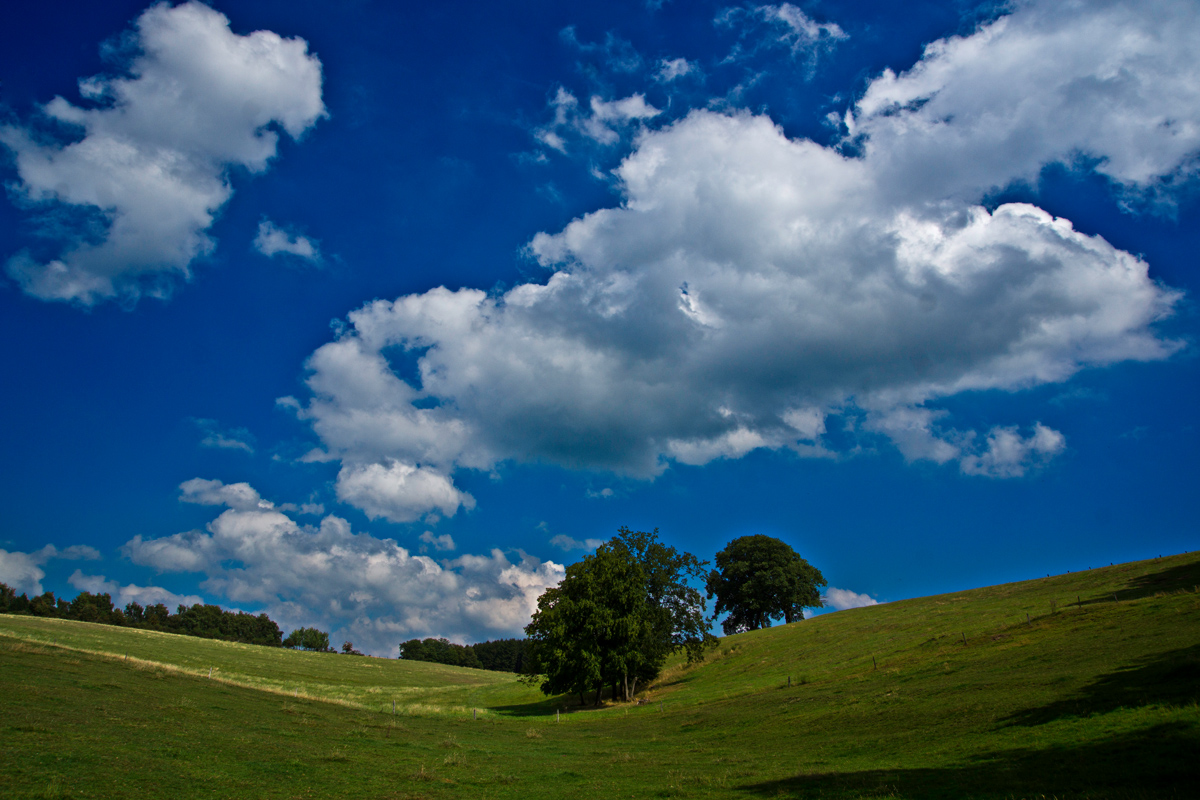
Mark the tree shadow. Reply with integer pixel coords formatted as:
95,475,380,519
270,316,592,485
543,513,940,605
1107,560,1200,603
741,722,1198,799
998,644,1200,727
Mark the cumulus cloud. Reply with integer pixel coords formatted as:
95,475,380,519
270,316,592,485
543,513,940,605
847,0,1200,202
253,219,321,263
0,1,325,305
335,460,475,524
67,570,203,609
0,544,101,595
123,479,562,654
180,478,270,511
960,423,1066,478
289,0,1188,520
823,587,879,611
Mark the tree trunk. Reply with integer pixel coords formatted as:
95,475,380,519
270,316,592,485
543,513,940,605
594,682,602,706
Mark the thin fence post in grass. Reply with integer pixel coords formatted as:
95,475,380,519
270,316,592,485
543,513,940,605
788,675,791,687
208,667,212,679
473,708,477,721
393,699,396,716
873,655,877,670
961,632,966,645
556,709,560,723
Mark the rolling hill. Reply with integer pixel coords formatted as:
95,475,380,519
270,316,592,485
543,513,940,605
2,550,1197,798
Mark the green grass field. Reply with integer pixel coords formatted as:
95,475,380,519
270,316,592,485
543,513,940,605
2,551,1198,799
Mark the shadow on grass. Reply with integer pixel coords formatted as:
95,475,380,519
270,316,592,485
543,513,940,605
1105,560,1200,603
741,722,1198,799
1000,645,1200,727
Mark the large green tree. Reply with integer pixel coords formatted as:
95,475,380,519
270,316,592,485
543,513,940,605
706,535,826,634
524,528,713,704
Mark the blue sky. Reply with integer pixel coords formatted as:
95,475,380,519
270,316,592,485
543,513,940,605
1,0,1196,655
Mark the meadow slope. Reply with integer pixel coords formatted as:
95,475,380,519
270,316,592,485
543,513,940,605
2,551,1198,799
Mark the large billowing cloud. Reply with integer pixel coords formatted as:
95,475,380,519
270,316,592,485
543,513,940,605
123,480,563,655
287,0,1190,521
0,1,325,305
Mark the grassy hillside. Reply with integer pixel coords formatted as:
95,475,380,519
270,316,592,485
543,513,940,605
0,614,546,716
2,551,1197,799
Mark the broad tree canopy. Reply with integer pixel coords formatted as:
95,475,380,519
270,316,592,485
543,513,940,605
524,527,714,704
706,535,826,635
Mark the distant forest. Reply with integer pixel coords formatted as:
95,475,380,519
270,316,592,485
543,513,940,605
0,583,283,646
1,582,528,671
399,637,528,673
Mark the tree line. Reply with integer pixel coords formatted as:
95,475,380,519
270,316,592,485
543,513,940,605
0,583,284,646
398,637,527,672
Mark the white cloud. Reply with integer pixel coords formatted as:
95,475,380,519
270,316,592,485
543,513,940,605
253,219,321,262
960,423,1066,478
548,534,604,552
419,531,456,552
335,460,475,524
849,0,1200,202
0,544,101,595
656,57,695,82
288,0,1187,520
0,1,325,305
823,587,879,611
717,3,847,71
180,478,270,511
123,481,563,654
67,570,203,610
535,88,661,151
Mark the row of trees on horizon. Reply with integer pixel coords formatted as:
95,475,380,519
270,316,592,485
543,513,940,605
1,530,825,688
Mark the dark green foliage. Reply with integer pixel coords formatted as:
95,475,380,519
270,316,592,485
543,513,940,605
706,534,826,634
282,626,332,652
398,637,482,668
0,582,282,646
525,527,713,704
341,641,364,655
472,638,527,672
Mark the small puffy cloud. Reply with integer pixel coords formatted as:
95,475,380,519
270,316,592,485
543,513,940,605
253,219,321,263
123,480,563,654
289,0,1188,520
335,460,475,524
823,587,879,611
548,534,604,552
0,544,102,595
419,531,456,552
67,570,203,609
657,57,695,82
960,423,1066,478
0,2,325,305
179,478,269,511
193,418,255,453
